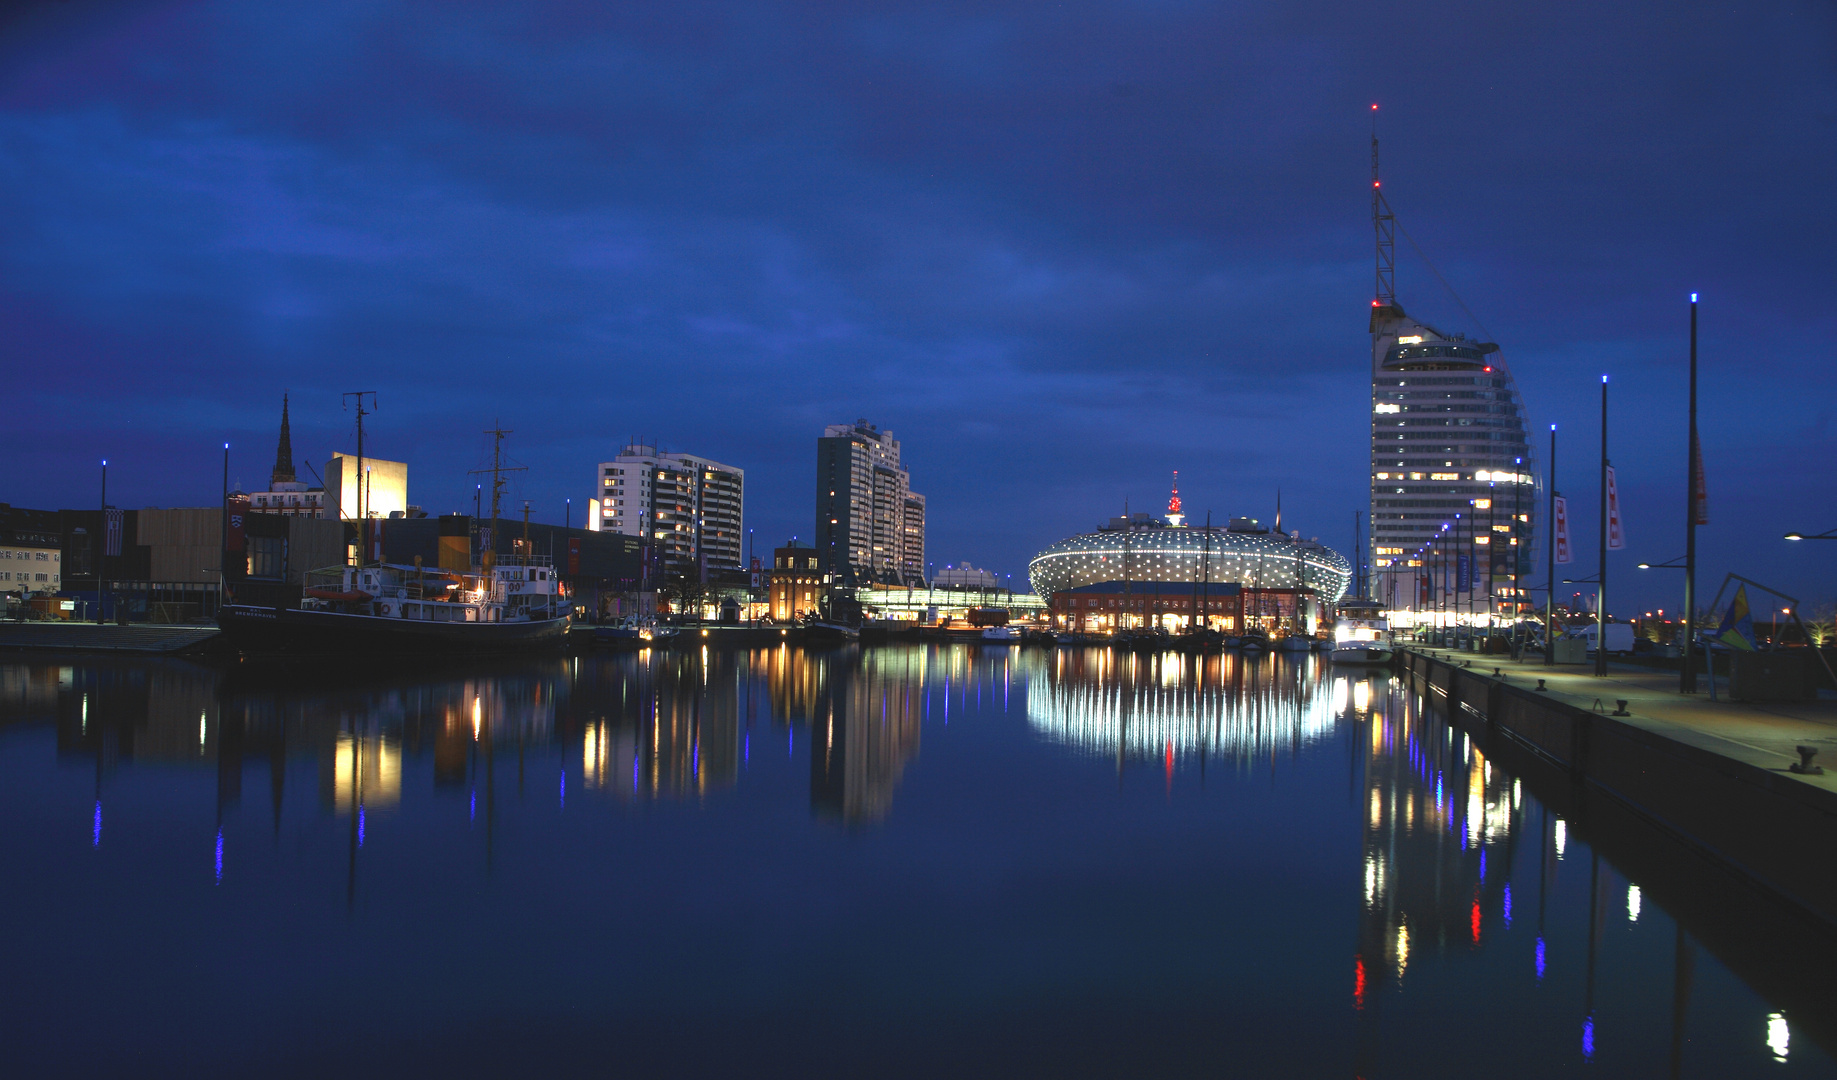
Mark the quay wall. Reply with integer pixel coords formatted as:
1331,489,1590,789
1401,649,1837,931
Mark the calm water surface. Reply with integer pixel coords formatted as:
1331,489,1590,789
0,645,1829,1077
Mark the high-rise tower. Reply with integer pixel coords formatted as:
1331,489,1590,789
1367,132,1534,621
815,420,926,587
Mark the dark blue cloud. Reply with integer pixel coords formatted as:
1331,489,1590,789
1,0,1834,611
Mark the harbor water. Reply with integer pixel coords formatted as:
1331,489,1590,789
0,644,1828,1077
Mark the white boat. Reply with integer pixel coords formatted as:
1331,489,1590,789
1330,598,1394,665
980,625,1018,643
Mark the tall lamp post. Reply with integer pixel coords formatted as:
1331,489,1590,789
1546,424,1557,665
97,459,108,624
1597,376,1610,677
220,441,229,616
1682,293,1702,692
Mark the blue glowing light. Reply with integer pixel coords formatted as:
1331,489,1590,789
1582,1014,1595,1059
559,770,566,809
744,732,749,767
1503,883,1513,926
1690,292,1698,303
92,801,102,847
358,805,365,847
1536,937,1546,980
1479,849,1487,880
469,790,476,822
214,828,223,885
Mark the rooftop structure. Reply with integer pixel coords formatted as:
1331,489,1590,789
1030,515,1350,601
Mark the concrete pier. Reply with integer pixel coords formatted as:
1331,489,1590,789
1400,647,1837,931
0,622,220,654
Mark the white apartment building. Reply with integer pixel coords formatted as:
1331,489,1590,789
595,444,744,581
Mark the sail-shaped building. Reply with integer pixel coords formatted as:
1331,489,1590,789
1366,138,1535,625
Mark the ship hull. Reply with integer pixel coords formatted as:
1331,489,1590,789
218,604,568,655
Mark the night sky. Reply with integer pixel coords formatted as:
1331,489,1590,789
3,1,1833,615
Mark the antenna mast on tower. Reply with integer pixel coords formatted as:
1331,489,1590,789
1371,104,1395,311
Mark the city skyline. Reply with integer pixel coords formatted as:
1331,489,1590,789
0,3,1833,614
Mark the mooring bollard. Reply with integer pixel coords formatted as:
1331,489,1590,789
1790,745,1824,775
1535,679,1547,692
1611,699,1630,716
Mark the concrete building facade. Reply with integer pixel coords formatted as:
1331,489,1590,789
815,420,926,587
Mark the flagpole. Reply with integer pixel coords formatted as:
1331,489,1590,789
1547,425,1556,665
1597,375,1609,678
1682,294,1700,692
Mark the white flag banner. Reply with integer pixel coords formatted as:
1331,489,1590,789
1606,467,1626,550
1553,496,1572,564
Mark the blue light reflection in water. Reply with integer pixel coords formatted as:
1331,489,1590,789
0,647,1824,1078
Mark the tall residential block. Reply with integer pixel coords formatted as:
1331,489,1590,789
596,444,743,582
815,420,926,587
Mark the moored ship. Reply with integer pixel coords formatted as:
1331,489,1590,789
219,558,570,655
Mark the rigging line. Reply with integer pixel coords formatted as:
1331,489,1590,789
1391,210,1494,346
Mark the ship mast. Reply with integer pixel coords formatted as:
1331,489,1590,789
470,425,526,581
342,391,377,567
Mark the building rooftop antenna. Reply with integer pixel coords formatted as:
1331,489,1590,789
1371,104,1396,312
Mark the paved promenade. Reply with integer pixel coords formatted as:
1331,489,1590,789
1408,648,1837,797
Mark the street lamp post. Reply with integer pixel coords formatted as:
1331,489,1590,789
1546,424,1557,666
1683,293,1701,692
1639,558,1687,652
1597,376,1610,677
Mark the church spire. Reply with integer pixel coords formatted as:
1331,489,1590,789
271,393,296,485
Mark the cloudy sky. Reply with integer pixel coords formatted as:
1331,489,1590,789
2,0,1833,613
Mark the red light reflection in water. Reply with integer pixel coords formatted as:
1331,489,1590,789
1164,740,1174,794
1353,955,1366,1010
1470,888,1482,943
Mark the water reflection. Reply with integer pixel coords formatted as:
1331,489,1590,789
0,648,1828,1076
1026,650,1337,764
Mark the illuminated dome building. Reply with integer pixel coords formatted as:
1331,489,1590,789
1028,482,1353,633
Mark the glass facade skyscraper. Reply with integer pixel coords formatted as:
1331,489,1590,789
1368,303,1535,621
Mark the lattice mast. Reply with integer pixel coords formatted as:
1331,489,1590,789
1371,104,1395,311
